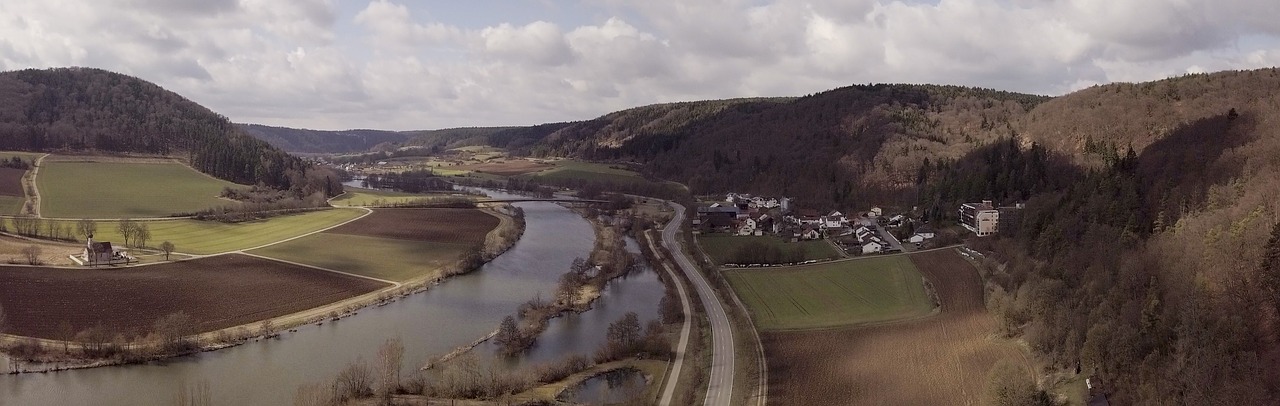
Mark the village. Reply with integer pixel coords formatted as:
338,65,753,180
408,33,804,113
693,193,1023,262
692,193,938,257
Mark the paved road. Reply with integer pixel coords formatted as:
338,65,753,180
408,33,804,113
661,202,735,406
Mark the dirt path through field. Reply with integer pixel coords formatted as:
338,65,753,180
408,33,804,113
25,153,48,217
762,249,1024,405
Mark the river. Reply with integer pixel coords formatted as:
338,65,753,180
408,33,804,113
0,189,664,405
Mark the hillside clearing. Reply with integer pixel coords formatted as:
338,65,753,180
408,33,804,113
726,256,933,330
762,249,1029,405
37,158,242,218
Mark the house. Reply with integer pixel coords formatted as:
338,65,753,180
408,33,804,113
854,225,874,242
82,234,128,265
797,209,823,226
862,240,883,254
960,200,999,237
738,218,758,236
887,214,905,227
868,207,883,217
799,227,821,240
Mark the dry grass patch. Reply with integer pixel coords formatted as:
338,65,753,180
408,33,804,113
763,249,1029,405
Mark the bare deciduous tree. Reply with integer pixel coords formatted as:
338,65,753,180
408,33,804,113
134,223,151,248
76,219,96,238
153,311,195,351
160,241,175,260
377,337,405,404
335,357,374,400
174,380,212,406
21,245,41,265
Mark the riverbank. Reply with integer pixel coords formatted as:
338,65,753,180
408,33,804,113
1,205,526,374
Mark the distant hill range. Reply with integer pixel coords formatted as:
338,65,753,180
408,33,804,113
237,124,520,155
0,67,338,196
248,69,1280,210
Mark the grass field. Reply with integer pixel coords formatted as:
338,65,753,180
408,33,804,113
697,234,841,265
250,233,471,282
3,208,365,255
38,159,242,218
328,188,445,207
526,160,647,185
762,249,1030,405
0,254,386,339
726,256,934,330
250,208,497,281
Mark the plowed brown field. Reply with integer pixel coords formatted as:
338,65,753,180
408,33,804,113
763,249,1026,405
325,208,498,244
0,254,387,339
0,167,25,196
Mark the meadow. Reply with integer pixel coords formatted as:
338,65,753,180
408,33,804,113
250,233,471,282
726,256,934,330
38,158,242,218
251,208,499,282
697,234,841,265
4,208,365,255
761,249,1030,405
328,188,441,207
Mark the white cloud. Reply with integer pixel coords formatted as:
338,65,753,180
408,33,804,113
0,0,1278,130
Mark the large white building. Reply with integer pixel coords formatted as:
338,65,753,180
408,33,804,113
959,201,999,237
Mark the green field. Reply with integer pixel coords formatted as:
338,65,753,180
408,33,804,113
526,161,647,185
726,256,934,330
250,233,470,282
329,188,437,207
697,234,841,264
39,159,242,218
5,208,365,255
0,195,24,215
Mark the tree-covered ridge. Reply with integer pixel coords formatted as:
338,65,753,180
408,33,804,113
516,83,1048,210
1019,68,1280,161
0,67,338,196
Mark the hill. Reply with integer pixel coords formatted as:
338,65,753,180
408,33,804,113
238,124,415,154
518,86,1048,209
0,67,339,196
240,124,515,154
1018,69,1280,161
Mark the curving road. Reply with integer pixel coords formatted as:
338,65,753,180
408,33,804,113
661,202,735,406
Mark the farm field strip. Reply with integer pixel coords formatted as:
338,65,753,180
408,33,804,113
0,254,387,339
726,256,933,330
248,233,470,282
1,208,366,255
325,207,498,243
37,159,242,218
761,249,1029,405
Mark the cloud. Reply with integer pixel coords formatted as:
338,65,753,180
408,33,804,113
0,0,1277,130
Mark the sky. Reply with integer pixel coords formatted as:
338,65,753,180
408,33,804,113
2,0,1279,131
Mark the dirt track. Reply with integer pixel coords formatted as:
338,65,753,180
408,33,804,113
762,249,1024,405
0,254,387,339
326,208,498,244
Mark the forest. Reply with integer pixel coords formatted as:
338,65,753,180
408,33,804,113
0,67,341,198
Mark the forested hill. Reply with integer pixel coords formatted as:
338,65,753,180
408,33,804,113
1019,68,1280,162
0,67,338,195
519,85,1049,209
239,124,515,154
238,124,415,154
